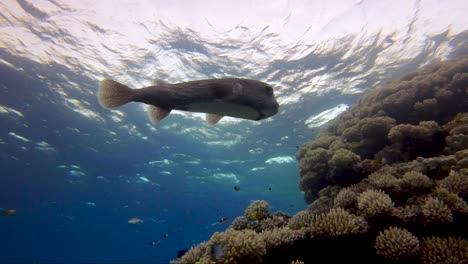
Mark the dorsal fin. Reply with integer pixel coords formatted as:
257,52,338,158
148,105,171,124
152,79,169,86
206,113,223,125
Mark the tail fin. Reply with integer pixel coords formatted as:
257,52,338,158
98,79,134,109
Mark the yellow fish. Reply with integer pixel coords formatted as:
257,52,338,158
3,209,16,216
128,217,144,224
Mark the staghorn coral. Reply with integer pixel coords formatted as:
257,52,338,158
444,113,468,154
333,187,357,208
170,242,209,264
244,200,271,221
396,171,434,193
208,229,266,264
374,227,420,260
421,236,468,264
261,226,301,248
230,216,249,231
421,197,453,223
437,169,468,194
368,169,399,189
357,189,394,218
433,187,468,213
287,210,314,230
309,208,368,236
250,215,288,233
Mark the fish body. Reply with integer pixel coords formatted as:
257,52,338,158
3,209,16,216
98,78,279,125
128,217,144,224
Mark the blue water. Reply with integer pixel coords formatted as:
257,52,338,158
1,1,468,263
0,55,306,263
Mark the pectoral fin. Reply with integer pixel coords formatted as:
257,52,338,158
148,105,171,124
206,113,223,125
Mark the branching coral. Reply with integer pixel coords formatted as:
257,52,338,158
421,197,453,223
396,171,434,192
287,210,314,230
208,229,266,264
261,226,301,248
170,242,209,264
309,208,368,236
357,189,394,218
333,187,357,208
230,216,249,231
443,113,468,154
437,169,468,194
421,236,468,263
374,227,420,260
244,200,270,221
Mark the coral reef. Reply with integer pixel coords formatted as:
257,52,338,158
172,56,468,264
421,236,468,263
244,200,271,221
374,227,420,260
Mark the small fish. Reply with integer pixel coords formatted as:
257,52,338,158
211,217,229,226
234,185,241,191
163,234,169,238
128,217,144,224
219,217,229,224
149,240,160,246
98,78,279,125
3,209,16,216
86,202,96,207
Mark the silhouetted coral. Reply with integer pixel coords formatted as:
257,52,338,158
421,236,468,263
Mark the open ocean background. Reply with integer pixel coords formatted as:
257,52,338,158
0,0,467,263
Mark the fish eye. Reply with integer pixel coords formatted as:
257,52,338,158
264,86,273,96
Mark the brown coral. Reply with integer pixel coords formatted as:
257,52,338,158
333,187,357,208
396,171,434,192
230,216,249,231
421,236,468,263
309,208,368,236
244,200,270,221
296,56,468,201
170,242,209,264
261,226,300,248
287,210,314,230
433,187,468,213
437,169,468,194
357,189,394,217
421,197,453,223
208,229,266,264
374,227,420,260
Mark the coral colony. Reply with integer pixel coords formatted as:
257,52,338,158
171,56,468,264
